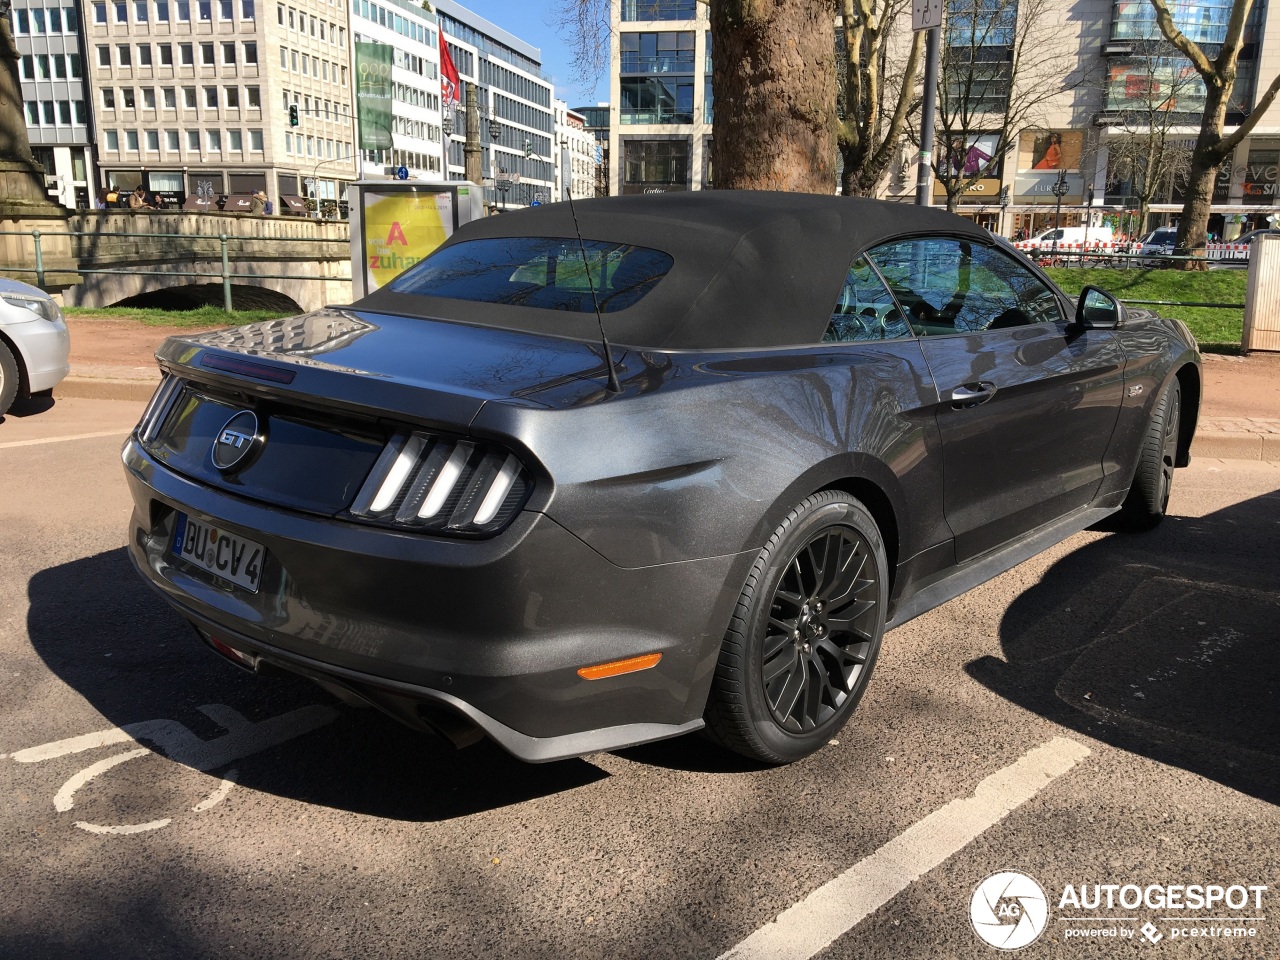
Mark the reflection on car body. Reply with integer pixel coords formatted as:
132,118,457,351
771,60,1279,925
123,192,1201,765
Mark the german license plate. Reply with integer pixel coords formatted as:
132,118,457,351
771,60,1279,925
172,513,265,593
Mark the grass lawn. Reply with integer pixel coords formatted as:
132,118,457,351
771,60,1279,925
1044,267,1245,349
63,305,296,328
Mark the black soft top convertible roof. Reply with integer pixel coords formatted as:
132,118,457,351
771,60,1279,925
354,190,993,350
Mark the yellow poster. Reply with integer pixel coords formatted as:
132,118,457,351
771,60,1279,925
362,190,454,293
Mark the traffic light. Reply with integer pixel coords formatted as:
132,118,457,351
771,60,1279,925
288,104,299,127
523,138,531,159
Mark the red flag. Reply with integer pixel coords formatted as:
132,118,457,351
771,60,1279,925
439,34,461,108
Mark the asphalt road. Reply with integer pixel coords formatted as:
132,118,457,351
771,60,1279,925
1,396,1277,960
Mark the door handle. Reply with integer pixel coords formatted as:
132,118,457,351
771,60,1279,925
949,381,998,407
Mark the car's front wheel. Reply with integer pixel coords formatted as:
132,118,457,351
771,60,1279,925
0,341,20,416
1117,377,1182,531
704,491,888,764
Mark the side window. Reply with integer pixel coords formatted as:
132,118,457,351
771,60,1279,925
867,237,1062,336
823,255,912,342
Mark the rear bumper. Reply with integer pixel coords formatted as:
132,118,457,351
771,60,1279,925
123,438,753,761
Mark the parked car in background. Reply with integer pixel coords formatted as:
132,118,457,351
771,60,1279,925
123,192,1201,766
1137,226,1179,266
1020,225,1114,252
0,278,70,417
1231,227,1280,247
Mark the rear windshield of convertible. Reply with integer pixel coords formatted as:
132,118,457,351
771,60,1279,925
388,237,674,313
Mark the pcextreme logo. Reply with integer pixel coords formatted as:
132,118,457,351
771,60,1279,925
971,872,1050,950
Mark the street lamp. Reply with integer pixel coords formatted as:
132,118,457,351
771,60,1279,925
1050,169,1070,257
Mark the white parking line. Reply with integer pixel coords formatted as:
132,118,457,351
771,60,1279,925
717,737,1092,960
0,430,127,450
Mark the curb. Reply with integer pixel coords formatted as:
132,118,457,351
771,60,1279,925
57,376,160,403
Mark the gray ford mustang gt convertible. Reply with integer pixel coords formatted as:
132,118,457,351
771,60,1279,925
123,192,1200,764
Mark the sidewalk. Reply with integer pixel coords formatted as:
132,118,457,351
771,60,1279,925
53,315,1280,461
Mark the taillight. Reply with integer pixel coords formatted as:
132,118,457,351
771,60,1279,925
137,374,183,443
348,431,532,536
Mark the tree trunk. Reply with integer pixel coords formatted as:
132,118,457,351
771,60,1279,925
1174,151,1217,269
838,145,892,196
711,0,837,192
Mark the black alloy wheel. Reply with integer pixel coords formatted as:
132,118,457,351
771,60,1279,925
705,491,888,764
761,526,878,733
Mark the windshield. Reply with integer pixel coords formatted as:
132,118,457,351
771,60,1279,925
388,237,674,314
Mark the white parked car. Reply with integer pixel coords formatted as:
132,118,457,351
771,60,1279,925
0,278,70,416
1137,227,1179,266
1021,225,1115,251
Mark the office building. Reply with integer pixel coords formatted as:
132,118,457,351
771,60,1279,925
435,0,554,209
553,100,596,201
350,0,445,182
11,0,97,208
572,102,609,196
81,0,357,214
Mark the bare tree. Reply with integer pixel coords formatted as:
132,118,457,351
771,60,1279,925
1148,0,1280,265
931,0,1085,212
837,0,924,196
1104,45,1196,239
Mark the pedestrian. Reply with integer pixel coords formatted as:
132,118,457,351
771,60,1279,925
262,195,274,215
94,189,108,210
250,190,267,215
128,185,153,211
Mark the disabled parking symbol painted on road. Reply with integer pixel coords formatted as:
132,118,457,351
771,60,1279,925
2,703,337,835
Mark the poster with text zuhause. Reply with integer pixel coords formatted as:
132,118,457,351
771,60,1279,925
363,190,454,293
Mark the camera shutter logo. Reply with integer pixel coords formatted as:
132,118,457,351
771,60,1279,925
971,871,1049,950
211,411,261,472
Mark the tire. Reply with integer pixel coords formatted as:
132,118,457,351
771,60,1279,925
0,341,19,417
704,491,888,764
1117,378,1181,531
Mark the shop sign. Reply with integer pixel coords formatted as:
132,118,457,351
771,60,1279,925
1015,171,1084,204
932,178,1004,201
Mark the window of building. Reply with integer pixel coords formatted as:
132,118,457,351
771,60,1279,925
157,0,170,20
183,86,196,107
114,0,127,21
146,130,160,150
94,2,108,24
180,43,194,65
622,139,689,193
225,85,239,107
222,42,236,64
620,77,694,124
201,43,215,65
219,0,232,18
74,101,88,123
243,42,257,64
49,7,64,29
187,130,200,149
134,0,147,20
143,88,156,108
943,0,1015,112
620,32,695,73
208,129,222,151
176,0,190,18
204,86,218,107
277,2,284,24
118,45,132,67
159,44,173,65
199,0,211,19
57,101,72,124
246,86,260,107
228,129,243,151
102,88,117,110
121,87,136,109
167,129,180,150
163,87,176,107
125,129,139,150
620,0,696,21
97,45,111,68
138,44,152,66
250,129,264,151
69,54,82,78
106,129,120,150
242,0,254,16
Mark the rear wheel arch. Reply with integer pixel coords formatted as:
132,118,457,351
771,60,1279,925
819,476,900,597
1173,362,1200,467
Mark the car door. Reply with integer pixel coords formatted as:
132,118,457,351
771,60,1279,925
867,235,1126,564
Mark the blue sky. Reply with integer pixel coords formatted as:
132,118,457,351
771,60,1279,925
450,0,609,106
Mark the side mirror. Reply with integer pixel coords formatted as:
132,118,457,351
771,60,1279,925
1076,285,1125,329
